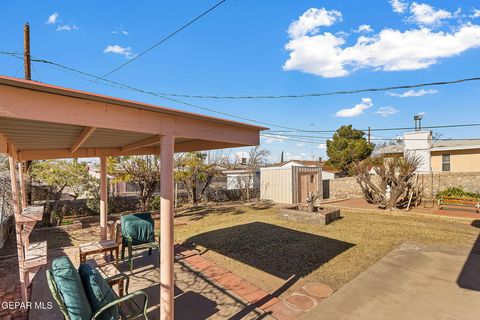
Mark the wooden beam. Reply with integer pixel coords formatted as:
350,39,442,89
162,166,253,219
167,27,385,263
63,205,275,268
7,141,18,161
121,135,160,152
0,133,7,154
71,127,96,153
17,140,246,161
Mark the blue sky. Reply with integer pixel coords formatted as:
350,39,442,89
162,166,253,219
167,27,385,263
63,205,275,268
1,0,480,162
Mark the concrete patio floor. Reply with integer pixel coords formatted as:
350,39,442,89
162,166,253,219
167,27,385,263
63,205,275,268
29,247,274,320
301,239,480,320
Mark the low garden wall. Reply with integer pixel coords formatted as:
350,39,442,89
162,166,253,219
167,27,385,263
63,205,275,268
328,176,364,199
327,171,480,200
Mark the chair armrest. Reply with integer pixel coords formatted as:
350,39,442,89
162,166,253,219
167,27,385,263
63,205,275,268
91,290,148,320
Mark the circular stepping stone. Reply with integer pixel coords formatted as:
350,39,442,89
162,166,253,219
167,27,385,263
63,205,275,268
302,283,333,299
284,293,316,312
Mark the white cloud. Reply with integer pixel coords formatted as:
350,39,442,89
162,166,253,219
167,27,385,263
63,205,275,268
285,152,304,160
471,9,480,18
287,8,342,38
390,0,408,13
103,45,137,59
56,24,79,32
262,134,286,144
336,97,373,117
354,24,373,33
387,88,438,97
409,2,452,27
317,143,327,149
112,26,129,35
375,106,399,117
284,20,480,77
46,12,59,24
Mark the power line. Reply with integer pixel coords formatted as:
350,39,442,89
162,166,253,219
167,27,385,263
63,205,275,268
262,133,480,142
2,51,480,134
94,0,228,82
0,51,302,131
115,77,480,100
267,123,480,134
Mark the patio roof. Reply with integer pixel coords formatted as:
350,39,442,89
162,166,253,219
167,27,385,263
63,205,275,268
0,75,265,320
0,76,266,161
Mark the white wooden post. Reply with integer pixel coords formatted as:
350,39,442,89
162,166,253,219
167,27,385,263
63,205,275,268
100,156,108,240
160,134,174,320
9,157,28,301
18,162,27,210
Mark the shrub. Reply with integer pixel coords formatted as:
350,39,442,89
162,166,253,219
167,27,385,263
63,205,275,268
150,195,161,211
435,186,480,199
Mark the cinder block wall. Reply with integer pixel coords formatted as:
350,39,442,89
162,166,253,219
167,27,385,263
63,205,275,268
328,172,480,200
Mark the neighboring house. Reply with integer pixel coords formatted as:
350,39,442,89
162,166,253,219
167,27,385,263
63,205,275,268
222,169,260,190
376,130,480,173
322,165,344,180
260,160,322,204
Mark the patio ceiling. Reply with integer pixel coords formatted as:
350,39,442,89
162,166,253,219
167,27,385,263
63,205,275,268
0,76,266,161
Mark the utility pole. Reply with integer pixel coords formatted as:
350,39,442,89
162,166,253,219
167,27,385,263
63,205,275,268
24,23,31,80
24,23,33,204
368,126,371,144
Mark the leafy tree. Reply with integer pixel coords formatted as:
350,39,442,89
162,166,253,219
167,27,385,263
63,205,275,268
110,156,161,211
326,125,374,172
30,159,89,225
175,152,219,206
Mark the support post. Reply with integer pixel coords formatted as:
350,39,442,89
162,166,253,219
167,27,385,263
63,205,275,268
160,134,174,320
9,157,28,302
99,156,108,240
18,162,27,209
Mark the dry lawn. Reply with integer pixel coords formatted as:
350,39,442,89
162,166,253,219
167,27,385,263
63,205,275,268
174,203,479,296
2,202,477,298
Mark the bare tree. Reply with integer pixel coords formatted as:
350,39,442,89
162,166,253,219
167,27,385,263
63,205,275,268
351,153,424,210
238,146,270,202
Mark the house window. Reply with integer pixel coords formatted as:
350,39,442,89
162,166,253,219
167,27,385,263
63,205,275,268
310,175,314,183
442,154,450,172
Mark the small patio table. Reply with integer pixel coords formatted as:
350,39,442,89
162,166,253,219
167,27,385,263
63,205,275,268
79,239,120,267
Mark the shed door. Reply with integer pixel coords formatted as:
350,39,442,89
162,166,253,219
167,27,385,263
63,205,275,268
298,172,318,203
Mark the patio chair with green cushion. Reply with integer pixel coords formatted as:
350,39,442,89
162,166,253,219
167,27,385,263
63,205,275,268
119,213,158,270
46,256,148,320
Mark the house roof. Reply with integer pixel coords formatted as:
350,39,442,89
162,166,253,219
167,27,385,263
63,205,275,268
375,139,480,155
431,139,480,151
321,164,342,173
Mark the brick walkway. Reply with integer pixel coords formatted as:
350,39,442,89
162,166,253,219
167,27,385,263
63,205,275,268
0,257,30,320
176,246,333,320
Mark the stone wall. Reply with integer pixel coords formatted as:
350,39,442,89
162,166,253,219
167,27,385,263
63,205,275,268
420,172,480,198
327,172,480,200
328,176,364,199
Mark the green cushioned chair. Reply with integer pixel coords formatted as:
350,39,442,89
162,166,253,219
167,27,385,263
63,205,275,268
119,213,158,270
47,256,148,320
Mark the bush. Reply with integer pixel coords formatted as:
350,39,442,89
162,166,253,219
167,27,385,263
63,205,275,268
150,195,161,211
435,186,480,199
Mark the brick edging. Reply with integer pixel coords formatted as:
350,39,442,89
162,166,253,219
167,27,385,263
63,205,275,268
321,204,475,223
